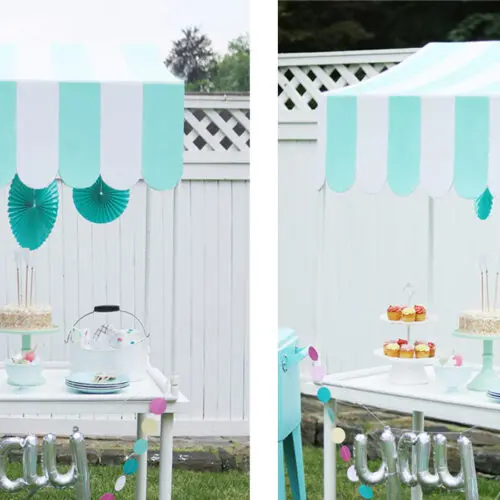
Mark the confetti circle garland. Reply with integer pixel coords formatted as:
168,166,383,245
100,398,167,499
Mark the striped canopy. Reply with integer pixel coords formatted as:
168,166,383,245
318,41,500,198
0,43,184,191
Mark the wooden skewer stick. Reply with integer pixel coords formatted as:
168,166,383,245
16,268,20,307
481,271,485,312
486,270,491,312
30,267,34,307
495,272,499,312
25,265,28,308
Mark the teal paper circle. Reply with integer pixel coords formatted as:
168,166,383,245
359,485,373,499
73,176,129,224
123,458,138,475
317,386,331,403
8,175,59,250
133,439,148,455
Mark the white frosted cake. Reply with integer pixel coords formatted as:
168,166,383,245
0,305,52,330
458,310,500,336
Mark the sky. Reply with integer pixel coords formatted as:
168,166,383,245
0,0,249,55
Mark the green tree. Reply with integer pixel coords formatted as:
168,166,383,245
212,35,250,92
278,1,500,53
448,13,500,41
165,26,217,91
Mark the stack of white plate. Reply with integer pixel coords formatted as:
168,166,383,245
65,373,129,394
487,388,500,402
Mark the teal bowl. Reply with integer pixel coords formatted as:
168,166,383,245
5,359,45,387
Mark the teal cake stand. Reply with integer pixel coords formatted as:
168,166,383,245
0,327,59,352
453,330,500,392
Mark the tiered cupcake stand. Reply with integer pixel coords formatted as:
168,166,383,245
375,314,436,385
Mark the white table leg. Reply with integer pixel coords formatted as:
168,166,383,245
324,397,337,500
136,413,148,500
411,410,424,500
158,413,174,500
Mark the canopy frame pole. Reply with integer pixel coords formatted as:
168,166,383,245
427,197,434,313
144,184,152,342
314,186,327,371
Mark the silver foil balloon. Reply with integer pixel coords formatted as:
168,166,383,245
0,428,90,499
354,427,401,500
23,434,48,493
354,433,386,485
42,433,76,487
457,435,479,500
353,428,479,500
0,437,27,492
434,434,464,490
415,432,440,488
379,428,401,499
397,432,418,487
69,428,91,500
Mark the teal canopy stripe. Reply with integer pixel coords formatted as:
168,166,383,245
320,41,500,198
0,43,184,191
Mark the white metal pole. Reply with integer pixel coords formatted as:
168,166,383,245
314,187,327,369
323,398,337,500
144,185,152,339
427,197,434,311
411,411,424,500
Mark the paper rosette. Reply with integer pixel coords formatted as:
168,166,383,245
8,175,59,250
73,176,129,224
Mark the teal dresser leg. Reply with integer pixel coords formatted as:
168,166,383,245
284,425,306,499
278,441,286,500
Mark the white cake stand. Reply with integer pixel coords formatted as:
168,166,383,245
374,348,435,385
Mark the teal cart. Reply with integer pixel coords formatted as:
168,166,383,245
278,328,308,499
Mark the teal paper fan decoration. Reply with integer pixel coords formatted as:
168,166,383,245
8,175,59,250
73,176,129,224
475,188,493,220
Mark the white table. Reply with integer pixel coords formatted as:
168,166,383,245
0,361,188,500
304,364,500,500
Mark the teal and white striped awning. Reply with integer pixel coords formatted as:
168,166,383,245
318,41,500,198
0,43,184,191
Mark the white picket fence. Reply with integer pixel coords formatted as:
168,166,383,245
278,48,495,379
0,94,249,437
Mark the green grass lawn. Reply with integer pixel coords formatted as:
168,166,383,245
0,463,250,499
299,445,500,499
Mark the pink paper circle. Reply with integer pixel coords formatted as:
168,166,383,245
453,354,463,367
312,365,326,382
340,445,351,462
100,494,115,500
149,398,167,415
308,346,319,361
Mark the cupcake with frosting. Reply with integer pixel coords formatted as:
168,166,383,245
428,342,436,358
387,305,403,321
402,307,416,322
415,343,430,358
414,305,427,322
400,344,414,359
383,341,400,358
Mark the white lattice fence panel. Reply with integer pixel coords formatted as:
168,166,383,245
184,95,250,152
278,49,416,111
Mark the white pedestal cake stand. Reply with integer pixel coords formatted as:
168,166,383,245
378,314,437,385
